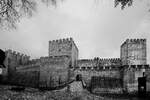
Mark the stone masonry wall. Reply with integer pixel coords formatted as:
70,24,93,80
121,39,146,65
4,49,30,78
39,56,71,88
8,71,39,88
49,38,78,67
123,65,149,93
16,65,40,72
76,58,122,88
71,40,78,67
145,68,150,91
5,49,30,66
77,58,121,70
74,69,121,87
49,38,72,57
91,76,123,94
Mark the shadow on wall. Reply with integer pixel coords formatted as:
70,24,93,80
0,49,6,68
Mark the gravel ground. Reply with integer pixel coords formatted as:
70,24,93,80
0,85,104,100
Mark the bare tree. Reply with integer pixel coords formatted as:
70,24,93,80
0,0,148,30
114,0,133,9
0,0,61,30
0,0,37,30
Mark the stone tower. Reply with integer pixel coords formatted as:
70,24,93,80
49,38,78,67
121,39,147,65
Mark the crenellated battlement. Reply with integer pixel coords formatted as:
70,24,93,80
121,38,146,47
24,55,72,66
127,38,146,43
121,38,147,65
5,49,30,65
28,55,71,65
121,39,146,48
75,65,121,71
5,49,30,59
98,58,121,62
78,58,121,62
77,58,121,71
49,37,73,44
37,56,71,67
78,59,94,62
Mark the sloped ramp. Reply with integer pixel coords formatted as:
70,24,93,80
69,81,84,92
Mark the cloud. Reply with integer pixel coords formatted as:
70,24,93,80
0,0,149,62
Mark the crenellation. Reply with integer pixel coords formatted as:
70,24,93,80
62,38,65,42
59,39,62,43
12,51,16,55
56,40,59,42
126,38,129,42
98,58,121,63
143,39,146,42
6,49,12,53
66,38,69,42
70,37,73,41
121,38,146,65
128,38,146,43
5,49,31,67
52,40,55,43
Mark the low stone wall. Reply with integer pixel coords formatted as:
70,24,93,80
125,83,138,93
74,69,121,87
90,76,123,94
92,88,123,94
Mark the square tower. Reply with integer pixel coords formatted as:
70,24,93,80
120,39,147,65
49,38,78,67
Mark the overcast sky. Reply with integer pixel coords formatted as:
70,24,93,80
0,0,150,63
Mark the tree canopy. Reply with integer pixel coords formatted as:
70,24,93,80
0,0,36,29
114,0,133,9
0,0,58,29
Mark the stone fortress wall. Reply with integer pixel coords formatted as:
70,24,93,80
74,38,149,93
5,49,30,66
11,55,71,88
74,58,123,93
3,50,40,87
3,38,77,88
2,37,150,93
4,49,30,76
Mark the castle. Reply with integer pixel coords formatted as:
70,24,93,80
1,38,150,94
